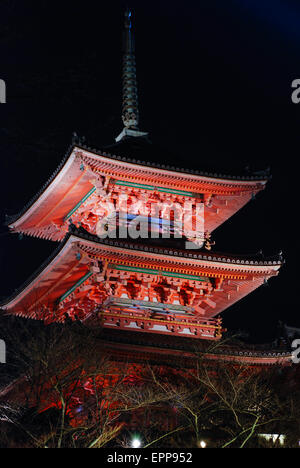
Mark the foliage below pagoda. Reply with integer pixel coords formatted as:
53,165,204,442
0,317,299,448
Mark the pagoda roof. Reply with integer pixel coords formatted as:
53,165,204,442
0,227,283,320
0,329,291,407
104,136,271,180
96,328,292,367
6,138,270,235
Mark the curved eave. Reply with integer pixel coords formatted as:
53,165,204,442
74,230,283,272
81,142,271,182
6,144,75,228
0,233,74,311
6,143,269,232
97,333,292,367
0,229,283,316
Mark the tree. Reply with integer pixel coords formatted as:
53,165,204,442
0,317,146,448
0,317,298,448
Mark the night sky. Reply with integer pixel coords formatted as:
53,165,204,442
0,0,299,343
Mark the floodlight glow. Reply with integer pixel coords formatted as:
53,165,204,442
258,434,286,445
131,437,142,448
199,440,207,448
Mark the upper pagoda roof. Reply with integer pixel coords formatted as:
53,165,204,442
6,138,270,240
104,136,271,181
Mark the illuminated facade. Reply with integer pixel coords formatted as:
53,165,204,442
1,9,290,366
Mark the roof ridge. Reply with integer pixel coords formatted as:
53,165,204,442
5,138,271,227
0,233,72,308
5,143,75,226
68,224,284,266
84,141,271,181
0,227,283,310
99,330,291,359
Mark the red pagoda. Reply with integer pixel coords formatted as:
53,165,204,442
0,9,290,367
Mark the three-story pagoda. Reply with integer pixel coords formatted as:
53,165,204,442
0,9,289,366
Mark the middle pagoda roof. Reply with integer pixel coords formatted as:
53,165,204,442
1,227,282,329
7,138,269,242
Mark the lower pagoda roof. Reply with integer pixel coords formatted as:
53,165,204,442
0,328,292,409
95,328,292,367
0,227,283,327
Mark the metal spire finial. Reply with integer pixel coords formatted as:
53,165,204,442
122,8,139,129
116,7,148,142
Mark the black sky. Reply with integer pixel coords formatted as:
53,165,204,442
0,0,299,342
